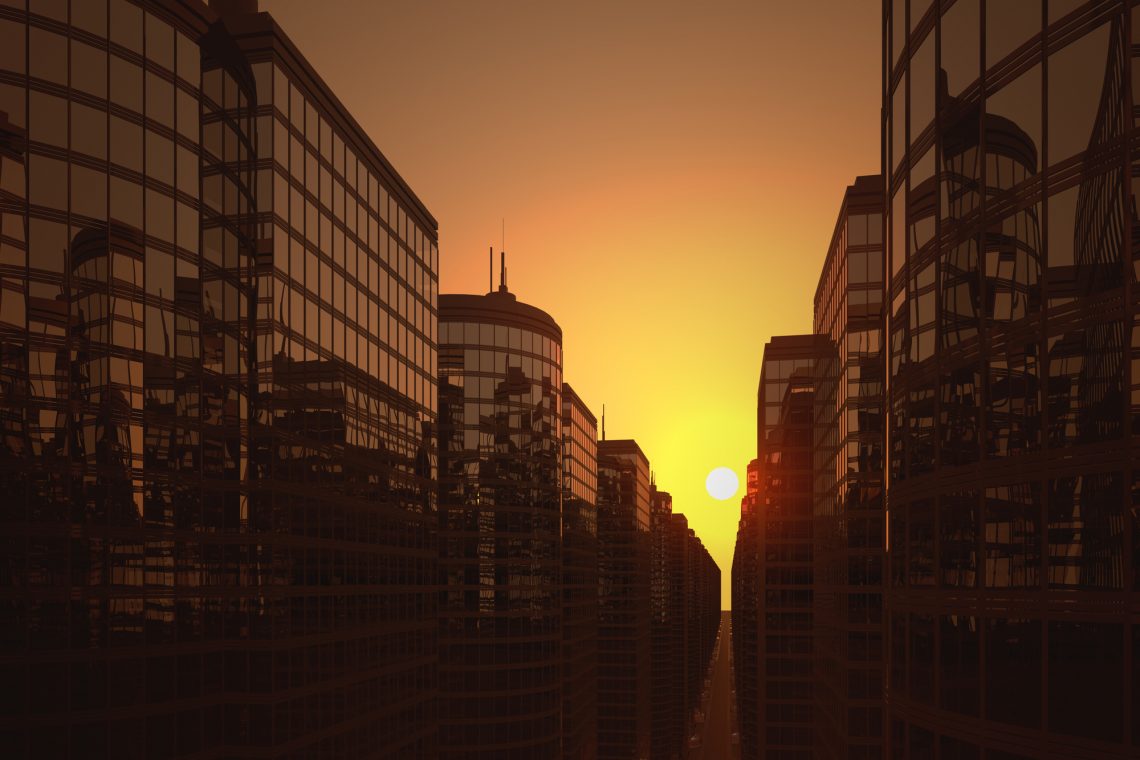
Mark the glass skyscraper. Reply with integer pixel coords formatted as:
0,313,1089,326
436,278,564,758
0,1,439,755
883,0,1138,755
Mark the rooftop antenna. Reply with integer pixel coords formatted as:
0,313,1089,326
602,404,606,441
499,250,508,293
489,245,493,293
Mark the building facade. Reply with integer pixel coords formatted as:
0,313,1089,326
883,0,1139,756
731,457,763,758
0,0,439,756
595,438,652,760
649,486,685,760
562,382,598,760
736,334,828,760
436,280,563,758
812,174,886,760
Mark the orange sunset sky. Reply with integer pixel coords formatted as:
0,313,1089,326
260,0,883,607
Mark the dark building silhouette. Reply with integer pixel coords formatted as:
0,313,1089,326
683,518,721,738
734,334,828,760
0,1,439,756
436,272,563,758
595,438,652,760
731,457,762,757
561,382,598,760
650,486,686,760
883,1,1138,756
812,174,885,760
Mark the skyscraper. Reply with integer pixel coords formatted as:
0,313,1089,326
735,334,829,760
650,486,685,760
437,270,564,758
0,1,439,755
731,457,763,758
562,382,599,760
595,437,652,760
812,174,886,760
883,0,1138,755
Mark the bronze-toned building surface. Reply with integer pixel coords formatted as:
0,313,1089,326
437,280,563,759
812,174,886,760
562,382,598,760
0,1,439,756
883,1,1139,756
595,438,651,760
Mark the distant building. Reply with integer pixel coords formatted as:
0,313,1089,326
650,486,685,760
595,438,652,760
437,272,564,758
883,1,1138,756
731,457,763,758
0,1,439,756
812,174,885,759
562,383,599,760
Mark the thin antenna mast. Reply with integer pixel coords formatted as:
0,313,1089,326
489,245,493,293
602,404,606,441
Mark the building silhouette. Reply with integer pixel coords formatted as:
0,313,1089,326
731,457,762,757
683,517,721,740
812,175,885,760
561,383,599,760
437,270,564,758
595,438,652,759
734,334,829,760
0,0,439,756
883,1,1138,756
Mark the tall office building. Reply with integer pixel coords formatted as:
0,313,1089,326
562,382,598,760
649,486,685,760
683,520,720,728
0,0,439,756
595,437,652,760
731,457,763,758
883,0,1138,756
437,270,563,758
812,174,886,760
735,334,828,760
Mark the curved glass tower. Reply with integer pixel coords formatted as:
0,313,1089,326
883,1,1138,756
437,271,563,758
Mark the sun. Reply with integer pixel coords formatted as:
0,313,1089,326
705,467,740,501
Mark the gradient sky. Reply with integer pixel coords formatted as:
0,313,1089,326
260,0,882,607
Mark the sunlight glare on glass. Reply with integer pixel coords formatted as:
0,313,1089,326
705,467,739,501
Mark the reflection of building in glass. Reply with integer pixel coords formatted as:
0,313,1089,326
437,276,563,758
734,334,828,760
0,1,438,756
883,1,1137,756
811,175,885,760
595,438,652,760
561,382,598,760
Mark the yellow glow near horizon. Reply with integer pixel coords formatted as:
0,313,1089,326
261,0,882,608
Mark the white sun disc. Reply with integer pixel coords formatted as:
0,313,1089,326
705,467,739,501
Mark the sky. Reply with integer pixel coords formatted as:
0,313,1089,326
260,0,883,607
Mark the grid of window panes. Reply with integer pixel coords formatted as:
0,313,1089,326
436,311,563,757
0,0,267,756
561,385,598,760
883,0,1139,755
249,59,437,418
757,362,817,760
811,179,886,760
595,440,652,760
242,40,439,758
562,383,597,515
